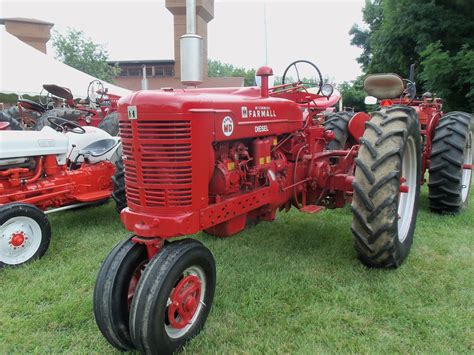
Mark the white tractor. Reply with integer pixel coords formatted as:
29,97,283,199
0,117,122,268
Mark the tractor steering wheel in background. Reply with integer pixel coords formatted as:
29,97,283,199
47,116,86,134
282,60,323,95
87,80,105,104
403,79,417,104
38,88,51,107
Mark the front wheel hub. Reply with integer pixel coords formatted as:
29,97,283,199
168,274,202,329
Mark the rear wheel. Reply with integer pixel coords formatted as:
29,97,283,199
323,111,352,149
0,203,51,268
0,110,23,130
93,237,148,351
428,111,473,214
98,111,119,136
351,105,421,268
34,107,84,130
112,158,127,213
130,239,216,354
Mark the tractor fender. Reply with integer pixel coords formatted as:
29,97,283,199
348,112,371,143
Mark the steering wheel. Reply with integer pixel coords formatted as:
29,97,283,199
87,80,105,104
47,116,86,134
282,60,323,95
403,79,417,104
38,88,51,107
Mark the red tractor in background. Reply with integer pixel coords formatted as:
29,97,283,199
0,80,121,135
93,61,422,354
363,65,473,214
0,118,121,268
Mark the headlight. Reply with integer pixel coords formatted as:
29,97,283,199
321,83,334,97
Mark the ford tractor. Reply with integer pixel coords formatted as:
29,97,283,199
363,66,473,214
94,62,421,354
0,117,121,268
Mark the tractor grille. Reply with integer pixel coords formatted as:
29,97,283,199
119,119,193,208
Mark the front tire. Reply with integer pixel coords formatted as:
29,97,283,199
428,111,473,214
0,203,51,268
351,106,421,268
130,239,216,355
93,237,148,351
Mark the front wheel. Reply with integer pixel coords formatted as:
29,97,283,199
351,105,421,268
93,237,148,351
130,239,216,354
0,203,51,268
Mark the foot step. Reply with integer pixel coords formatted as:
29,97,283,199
299,205,325,214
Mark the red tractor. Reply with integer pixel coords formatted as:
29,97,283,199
0,80,121,135
93,62,421,354
0,118,121,267
363,66,473,214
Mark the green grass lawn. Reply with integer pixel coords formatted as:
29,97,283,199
0,185,472,353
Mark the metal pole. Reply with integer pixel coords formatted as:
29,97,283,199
263,3,268,65
141,65,149,90
186,0,196,34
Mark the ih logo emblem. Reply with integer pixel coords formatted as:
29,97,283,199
128,106,137,119
222,116,234,137
241,106,248,118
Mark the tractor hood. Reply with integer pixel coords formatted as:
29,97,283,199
0,127,69,160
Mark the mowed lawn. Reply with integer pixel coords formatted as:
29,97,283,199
0,185,472,353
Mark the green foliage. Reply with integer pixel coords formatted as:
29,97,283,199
420,43,474,111
338,77,366,112
208,59,256,86
350,0,474,111
53,29,120,83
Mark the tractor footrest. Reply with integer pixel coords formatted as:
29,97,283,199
299,205,325,214
73,190,111,202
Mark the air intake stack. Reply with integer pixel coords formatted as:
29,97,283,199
166,0,214,85
180,0,203,86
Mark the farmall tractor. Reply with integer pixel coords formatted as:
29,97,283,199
363,67,473,213
0,117,121,267
93,61,422,354
0,80,121,135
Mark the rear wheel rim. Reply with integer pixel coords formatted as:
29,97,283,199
398,136,417,243
461,132,472,203
0,216,42,265
164,265,206,339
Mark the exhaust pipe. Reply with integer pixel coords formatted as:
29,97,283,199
180,0,203,87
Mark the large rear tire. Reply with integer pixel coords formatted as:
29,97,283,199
428,111,473,214
323,111,352,149
0,111,22,130
112,158,127,213
93,237,148,351
98,111,119,136
130,239,216,355
351,105,421,268
34,107,84,130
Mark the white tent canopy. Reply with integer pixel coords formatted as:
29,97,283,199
0,29,131,98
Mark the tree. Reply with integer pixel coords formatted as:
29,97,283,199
338,77,367,112
208,60,256,86
350,0,474,111
53,29,120,83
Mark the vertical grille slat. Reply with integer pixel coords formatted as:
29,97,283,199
119,119,193,208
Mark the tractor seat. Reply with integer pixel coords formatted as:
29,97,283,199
79,139,118,157
364,74,404,99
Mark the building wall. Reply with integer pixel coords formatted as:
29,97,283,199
1,18,53,53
